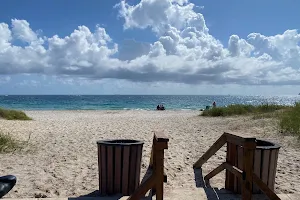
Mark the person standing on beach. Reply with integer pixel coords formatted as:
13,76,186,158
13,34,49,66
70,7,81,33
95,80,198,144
212,101,216,108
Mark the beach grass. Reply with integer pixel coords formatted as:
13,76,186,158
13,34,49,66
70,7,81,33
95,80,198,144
0,132,25,153
201,104,289,117
0,107,31,120
201,103,300,138
279,102,300,137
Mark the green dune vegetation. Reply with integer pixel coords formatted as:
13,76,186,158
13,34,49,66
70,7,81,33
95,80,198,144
279,103,300,137
0,108,32,153
202,104,289,117
0,132,23,153
0,107,31,120
201,103,300,138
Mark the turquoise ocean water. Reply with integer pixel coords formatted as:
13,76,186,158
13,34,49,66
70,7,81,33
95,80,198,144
1,95,300,110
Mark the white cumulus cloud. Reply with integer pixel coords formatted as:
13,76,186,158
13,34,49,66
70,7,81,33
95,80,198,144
0,0,300,86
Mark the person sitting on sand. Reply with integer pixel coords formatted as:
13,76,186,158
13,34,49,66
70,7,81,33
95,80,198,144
156,104,165,110
212,101,216,108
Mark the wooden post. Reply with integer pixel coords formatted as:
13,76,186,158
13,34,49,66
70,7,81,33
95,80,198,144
225,142,237,191
149,137,155,168
127,132,169,200
151,139,157,195
155,148,165,200
241,138,256,200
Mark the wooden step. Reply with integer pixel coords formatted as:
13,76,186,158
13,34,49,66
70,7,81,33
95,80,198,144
2,192,298,200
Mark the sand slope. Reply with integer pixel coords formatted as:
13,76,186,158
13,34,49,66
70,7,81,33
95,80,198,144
0,110,299,198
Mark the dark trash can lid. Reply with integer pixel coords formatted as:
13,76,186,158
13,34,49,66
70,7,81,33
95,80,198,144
97,139,144,146
256,139,281,150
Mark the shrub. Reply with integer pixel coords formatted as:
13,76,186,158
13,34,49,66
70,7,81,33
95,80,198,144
201,104,289,117
0,108,31,120
202,107,224,116
255,104,287,113
252,112,277,120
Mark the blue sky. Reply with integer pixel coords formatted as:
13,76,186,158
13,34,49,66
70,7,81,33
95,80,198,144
0,0,300,95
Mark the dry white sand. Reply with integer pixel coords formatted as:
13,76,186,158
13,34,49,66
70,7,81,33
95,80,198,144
0,110,299,198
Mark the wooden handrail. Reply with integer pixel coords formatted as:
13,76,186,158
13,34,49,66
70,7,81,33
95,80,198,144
193,134,227,168
127,132,169,200
193,132,280,200
253,174,280,200
224,132,256,147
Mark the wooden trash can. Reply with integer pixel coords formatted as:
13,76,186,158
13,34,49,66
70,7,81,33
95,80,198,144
226,139,281,194
97,139,144,196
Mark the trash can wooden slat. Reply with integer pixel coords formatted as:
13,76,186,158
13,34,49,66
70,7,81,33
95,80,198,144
97,139,144,196
226,139,280,194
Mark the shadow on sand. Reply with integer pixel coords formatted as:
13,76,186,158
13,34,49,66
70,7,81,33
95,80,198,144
68,168,243,200
194,168,240,200
68,167,155,200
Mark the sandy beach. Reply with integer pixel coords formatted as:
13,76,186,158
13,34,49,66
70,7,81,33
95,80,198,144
1,110,300,198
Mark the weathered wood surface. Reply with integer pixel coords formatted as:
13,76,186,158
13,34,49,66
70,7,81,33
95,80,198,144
97,141,143,195
193,132,281,200
128,132,169,200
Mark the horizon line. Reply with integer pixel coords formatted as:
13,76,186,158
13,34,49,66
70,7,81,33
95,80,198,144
0,94,299,96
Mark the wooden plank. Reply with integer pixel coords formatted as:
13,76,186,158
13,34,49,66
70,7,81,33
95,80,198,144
236,146,243,193
100,145,107,195
151,139,158,195
243,138,257,149
135,144,143,188
155,149,165,200
253,173,281,200
253,149,262,193
272,149,279,191
225,142,237,191
127,175,156,200
224,132,246,146
193,134,227,168
149,138,155,168
129,146,138,194
98,144,102,192
155,142,168,150
241,141,255,200
268,149,278,191
224,162,243,180
261,150,270,186
204,162,226,181
225,142,230,189
107,146,114,194
129,133,168,200
122,146,130,195
114,146,122,194
154,132,169,142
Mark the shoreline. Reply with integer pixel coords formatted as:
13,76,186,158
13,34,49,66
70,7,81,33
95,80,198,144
6,108,203,112
20,109,201,112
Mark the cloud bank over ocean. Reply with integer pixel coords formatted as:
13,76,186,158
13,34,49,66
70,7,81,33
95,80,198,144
1,0,300,86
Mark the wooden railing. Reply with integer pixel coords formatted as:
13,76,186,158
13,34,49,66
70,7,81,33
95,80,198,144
127,132,169,200
193,132,280,200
